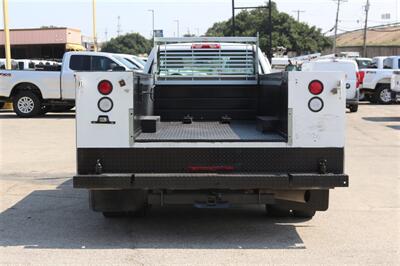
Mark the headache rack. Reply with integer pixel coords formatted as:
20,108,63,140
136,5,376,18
154,36,259,85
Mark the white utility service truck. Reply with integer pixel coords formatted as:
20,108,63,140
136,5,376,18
73,37,349,219
360,55,400,104
0,52,131,117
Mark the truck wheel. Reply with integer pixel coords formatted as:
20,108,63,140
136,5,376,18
292,209,316,219
374,86,393,104
266,205,291,217
12,91,43,117
349,104,358,113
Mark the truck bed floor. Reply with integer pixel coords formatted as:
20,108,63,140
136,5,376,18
135,121,285,142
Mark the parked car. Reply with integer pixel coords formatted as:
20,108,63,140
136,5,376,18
0,52,131,117
391,71,400,96
360,55,400,104
301,59,362,112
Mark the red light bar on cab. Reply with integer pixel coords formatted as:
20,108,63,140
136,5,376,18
191,43,221,49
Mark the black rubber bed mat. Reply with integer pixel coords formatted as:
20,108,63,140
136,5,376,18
135,121,286,142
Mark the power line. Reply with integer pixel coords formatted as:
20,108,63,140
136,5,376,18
332,0,348,54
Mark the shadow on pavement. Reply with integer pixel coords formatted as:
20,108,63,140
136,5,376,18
362,117,400,122
387,125,400,130
0,112,75,119
0,179,306,250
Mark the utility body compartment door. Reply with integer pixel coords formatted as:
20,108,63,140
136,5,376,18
76,72,134,148
288,71,346,148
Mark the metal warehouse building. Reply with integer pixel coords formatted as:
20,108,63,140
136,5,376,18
334,23,400,58
0,27,85,60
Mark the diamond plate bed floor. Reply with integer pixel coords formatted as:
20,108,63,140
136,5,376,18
135,121,286,142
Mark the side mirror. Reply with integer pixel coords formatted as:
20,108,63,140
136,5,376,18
112,65,126,72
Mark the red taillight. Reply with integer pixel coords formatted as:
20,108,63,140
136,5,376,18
308,80,324,95
191,43,221,49
188,165,235,172
356,71,365,88
98,80,113,95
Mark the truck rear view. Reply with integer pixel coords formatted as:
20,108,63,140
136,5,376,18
73,37,348,219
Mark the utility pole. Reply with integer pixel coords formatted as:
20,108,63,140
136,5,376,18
362,0,370,57
117,16,122,37
92,0,97,51
332,0,347,54
232,0,235,36
174,19,180,37
232,1,273,61
292,10,305,22
2,0,11,70
148,9,154,45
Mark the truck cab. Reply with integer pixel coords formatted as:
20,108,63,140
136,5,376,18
73,37,348,219
360,56,400,104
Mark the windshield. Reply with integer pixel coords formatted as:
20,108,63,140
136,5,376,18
132,56,146,67
356,59,372,68
112,55,138,70
124,57,145,70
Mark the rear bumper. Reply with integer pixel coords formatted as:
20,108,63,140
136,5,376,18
73,172,349,190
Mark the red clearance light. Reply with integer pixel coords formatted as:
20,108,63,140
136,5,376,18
188,165,235,172
191,43,221,49
308,80,324,95
356,71,365,88
98,80,113,95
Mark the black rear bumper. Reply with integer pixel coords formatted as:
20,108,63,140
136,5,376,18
73,172,348,190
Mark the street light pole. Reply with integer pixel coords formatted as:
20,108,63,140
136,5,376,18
2,0,11,70
174,19,180,37
92,0,97,52
148,9,154,46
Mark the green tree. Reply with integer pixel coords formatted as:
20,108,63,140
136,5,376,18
101,33,152,55
206,2,332,55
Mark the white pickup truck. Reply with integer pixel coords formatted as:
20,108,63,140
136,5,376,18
73,37,348,219
360,56,399,104
391,71,400,94
0,52,131,117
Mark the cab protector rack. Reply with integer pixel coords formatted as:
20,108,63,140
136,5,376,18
154,36,260,85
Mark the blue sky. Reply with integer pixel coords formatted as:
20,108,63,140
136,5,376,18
1,0,399,42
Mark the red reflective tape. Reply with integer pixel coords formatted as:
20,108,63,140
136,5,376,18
188,165,235,172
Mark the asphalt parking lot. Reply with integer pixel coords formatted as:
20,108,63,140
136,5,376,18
0,104,399,265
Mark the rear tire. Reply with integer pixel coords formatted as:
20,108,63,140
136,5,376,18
12,90,43,117
349,104,358,112
374,86,393,104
